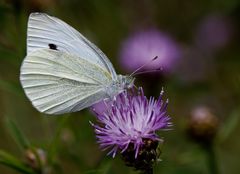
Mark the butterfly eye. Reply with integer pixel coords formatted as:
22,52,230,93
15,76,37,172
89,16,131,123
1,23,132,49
48,43,58,50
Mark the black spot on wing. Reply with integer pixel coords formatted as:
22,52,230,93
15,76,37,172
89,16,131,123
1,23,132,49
48,43,58,50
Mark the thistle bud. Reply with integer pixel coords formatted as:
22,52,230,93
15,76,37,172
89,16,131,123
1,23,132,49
187,106,219,145
24,148,47,172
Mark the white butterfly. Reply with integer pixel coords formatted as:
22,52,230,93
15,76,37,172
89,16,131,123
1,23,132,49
20,13,134,115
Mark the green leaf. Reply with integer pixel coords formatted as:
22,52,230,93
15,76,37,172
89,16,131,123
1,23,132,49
218,108,240,143
48,116,69,165
84,159,112,174
5,118,30,150
0,150,35,174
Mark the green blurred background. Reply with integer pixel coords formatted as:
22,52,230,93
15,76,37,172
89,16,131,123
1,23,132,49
0,0,240,173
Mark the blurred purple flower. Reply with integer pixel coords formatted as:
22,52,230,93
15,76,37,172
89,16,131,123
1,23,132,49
91,87,172,158
195,14,233,51
119,28,181,73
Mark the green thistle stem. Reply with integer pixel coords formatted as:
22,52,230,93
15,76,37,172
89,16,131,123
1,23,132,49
205,144,219,174
141,168,153,174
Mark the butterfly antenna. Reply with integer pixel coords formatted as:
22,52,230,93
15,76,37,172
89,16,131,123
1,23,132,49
133,67,163,76
130,56,158,77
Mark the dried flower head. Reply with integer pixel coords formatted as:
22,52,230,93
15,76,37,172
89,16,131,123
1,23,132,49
91,87,172,171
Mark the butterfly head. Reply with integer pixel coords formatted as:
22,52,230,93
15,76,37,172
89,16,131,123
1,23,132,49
118,75,135,90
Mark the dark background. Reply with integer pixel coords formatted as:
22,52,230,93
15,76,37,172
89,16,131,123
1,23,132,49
0,0,240,173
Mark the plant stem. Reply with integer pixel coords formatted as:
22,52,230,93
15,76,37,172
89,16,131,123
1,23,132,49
205,144,219,174
141,168,153,174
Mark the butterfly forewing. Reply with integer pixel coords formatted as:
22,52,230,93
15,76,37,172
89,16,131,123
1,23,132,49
27,13,117,80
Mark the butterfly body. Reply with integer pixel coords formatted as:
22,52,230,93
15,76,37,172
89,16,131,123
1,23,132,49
20,13,134,115
106,75,134,98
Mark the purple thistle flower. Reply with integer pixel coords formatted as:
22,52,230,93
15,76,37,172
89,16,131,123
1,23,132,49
119,28,181,73
91,87,172,159
91,100,112,115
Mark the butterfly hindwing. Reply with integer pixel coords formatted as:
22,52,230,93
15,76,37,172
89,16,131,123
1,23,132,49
20,49,111,114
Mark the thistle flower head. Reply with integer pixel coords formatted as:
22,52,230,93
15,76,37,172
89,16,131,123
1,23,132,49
91,87,172,159
119,28,181,73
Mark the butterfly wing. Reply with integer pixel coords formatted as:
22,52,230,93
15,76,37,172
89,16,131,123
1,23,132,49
20,49,112,114
27,12,117,80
